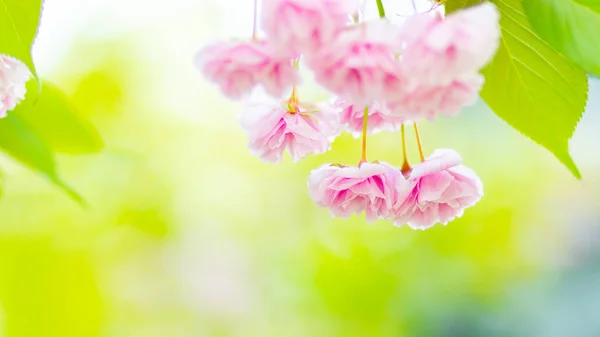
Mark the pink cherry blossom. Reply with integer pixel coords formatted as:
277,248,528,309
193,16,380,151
194,40,299,100
393,149,483,230
400,3,500,85
336,99,406,137
0,56,30,118
308,162,405,222
307,20,406,106
239,95,341,163
261,0,356,56
387,73,483,121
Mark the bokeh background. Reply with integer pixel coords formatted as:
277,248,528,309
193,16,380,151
1,0,600,336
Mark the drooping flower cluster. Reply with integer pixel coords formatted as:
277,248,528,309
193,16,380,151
309,149,483,230
194,0,500,229
0,55,30,118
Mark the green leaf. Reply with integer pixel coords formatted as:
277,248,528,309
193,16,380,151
481,0,588,178
0,112,84,204
0,0,43,83
19,80,103,154
445,0,483,13
523,0,600,76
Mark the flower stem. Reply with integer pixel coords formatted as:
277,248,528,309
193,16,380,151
287,58,301,111
401,124,411,174
375,0,386,18
413,123,425,162
290,86,298,102
252,0,258,40
360,106,369,164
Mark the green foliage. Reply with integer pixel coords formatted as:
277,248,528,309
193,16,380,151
0,79,105,202
20,80,104,154
0,1,104,202
523,0,600,76
444,0,483,13
0,0,43,83
446,0,588,178
0,112,84,203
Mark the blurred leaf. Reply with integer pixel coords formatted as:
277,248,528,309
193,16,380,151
0,0,42,83
523,0,600,76
72,71,124,117
117,206,170,238
20,80,104,154
444,0,483,13
0,112,83,203
480,0,587,178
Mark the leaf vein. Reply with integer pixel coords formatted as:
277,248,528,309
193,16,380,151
511,57,578,111
497,12,574,86
0,0,29,62
494,0,582,74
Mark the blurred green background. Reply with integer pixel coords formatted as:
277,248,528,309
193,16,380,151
1,0,600,336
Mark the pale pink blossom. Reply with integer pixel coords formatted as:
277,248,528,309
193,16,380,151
261,0,356,56
393,149,483,230
194,41,299,100
336,99,406,137
308,162,405,222
307,20,406,106
0,56,30,118
400,3,500,85
239,96,341,163
387,74,483,121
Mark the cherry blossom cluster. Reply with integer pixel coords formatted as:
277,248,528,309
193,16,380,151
0,55,30,118
194,0,500,230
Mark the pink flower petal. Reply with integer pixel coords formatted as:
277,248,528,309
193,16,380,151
239,96,342,163
336,99,406,137
400,3,500,85
194,40,300,100
387,73,484,121
0,56,30,118
261,0,356,56
308,162,407,222
307,20,406,106
393,148,483,229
